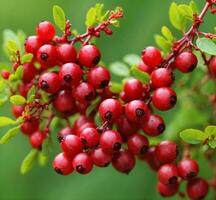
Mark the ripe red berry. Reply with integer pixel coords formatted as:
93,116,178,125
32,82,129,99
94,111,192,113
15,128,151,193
187,178,209,200
100,130,122,153
177,159,199,180
99,98,122,122
1,70,10,79
174,52,198,73
61,135,83,158
57,127,74,142
53,152,73,175
152,87,177,111
57,44,77,63
87,66,110,89
18,83,32,98
12,105,24,118
72,152,93,174
21,117,39,135
25,35,42,55
119,91,130,102
151,68,174,88
125,100,150,123
157,181,179,197
142,46,162,67
138,60,154,74
123,79,144,101
91,147,113,167
209,56,216,76
158,164,179,185
155,140,178,164
112,149,135,174
36,21,55,42
142,114,165,136
39,72,60,94
22,62,38,83
78,45,101,68
29,130,47,149
59,63,83,86
76,122,96,136
73,116,93,131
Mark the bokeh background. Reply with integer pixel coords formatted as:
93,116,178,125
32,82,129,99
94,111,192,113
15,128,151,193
0,0,215,199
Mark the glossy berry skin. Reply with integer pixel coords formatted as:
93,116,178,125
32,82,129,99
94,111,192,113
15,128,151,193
53,90,75,113
87,67,110,89
187,178,209,200
151,68,174,88
57,44,77,63
157,182,179,197
37,44,57,68
18,83,32,98
125,100,150,123
100,130,122,153
73,82,95,102
39,72,60,94
57,127,74,142
22,62,38,83
36,21,55,42
79,127,100,148
158,164,179,185
138,60,154,74
142,114,165,136
1,70,10,79
59,63,83,86
53,153,73,175
76,122,96,136
73,116,93,132
141,46,162,67
155,140,178,164
12,105,24,118
25,35,42,55
123,79,144,101
152,87,177,111
91,148,113,167
177,159,199,180
112,149,135,174
99,98,122,122
21,117,39,135
78,45,101,68
174,52,198,73
127,133,149,155
72,152,93,174
29,131,46,149
209,56,216,76
61,135,83,158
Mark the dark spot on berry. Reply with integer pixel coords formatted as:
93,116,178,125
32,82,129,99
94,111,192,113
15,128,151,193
41,80,49,90
40,53,49,61
188,64,196,72
104,111,112,120
123,169,131,174
169,176,178,184
76,165,85,173
57,135,63,143
157,123,165,133
54,167,63,175
85,91,94,101
170,95,177,106
113,142,121,151
64,75,72,82
140,145,148,155
80,138,87,145
92,56,100,65
186,172,196,179
103,162,110,167
170,72,175,81
99,80,109,89
136,108,145,118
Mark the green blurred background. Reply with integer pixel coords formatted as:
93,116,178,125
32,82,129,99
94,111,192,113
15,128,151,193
0,0,215,200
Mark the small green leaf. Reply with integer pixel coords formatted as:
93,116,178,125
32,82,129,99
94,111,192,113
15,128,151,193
161,26,174,42
20,149,38,174
15,65,24,79
154,34,171,53
0,117,16,127
0,126,20,144
109,62,130,77
189,0,199,14
27,86,36,102
85,7,96,27
41,136,52,157
178,5,193,20
131,65,150,84
196,38,216,55
110,82,123,93
208,140,216,149
86,97,101,116
53,5,66,31
180,129,205,144
21,53,33,64
10,95,26,105
38,153,48,167
205,126,216,137
6,40,18,53
110,19,120,27
9,74,18,82
123,54,140,65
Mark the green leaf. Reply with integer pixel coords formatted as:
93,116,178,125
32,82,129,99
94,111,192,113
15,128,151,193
189,0,199,14
154,34,171,53
109,62,130,77
196,38,216,55
8,74,18,82
20,149,38,174
110,19,120,27
15,65,24,79
0,126,20,144
10,95,26,106
161,26,174,42
41,136,52,157
53,5,66,31
208,140,216,149
205,126,216,137
180,129,205,144
86,97,101,116
131,65,150,84
27,86,36,102
6,40,18,54
21,53,33,64
0,117,16,127
110,82,123,93
123,54,140,65
178,5,193,20
38,153,48,167
85,7,96,27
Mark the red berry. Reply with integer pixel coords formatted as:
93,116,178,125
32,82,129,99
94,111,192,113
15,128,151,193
209,56,216,76
18,83,32,98
125,100,150,123
174,52,198,73
29,130,46,149
59,63,83,86
21,117,39,135
72,152,93,174
76,122,96,136
58,127,74,142
57,44,77,63
119,91,130,103
53,152,73,175
112,149,135,174
75,101,89,115
138,60,154,74
87,66,110,89
25,35,42,55
73,116,93,132
187,178,209,200
157,181,179,197
39,72,60,94
12,105,24,118
127,133,149,155
22,62,38,83
123,79,144,101
152,87,177,111
158,164,179,185
142,46,162,67
91,147,113,167
1,70,10,79
142,114,165,136
155,140,178,164
100,130,122,153
36,21,55,42
99,98,122,122
177,159,199,180
78,45,101,68
151,68,174,88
